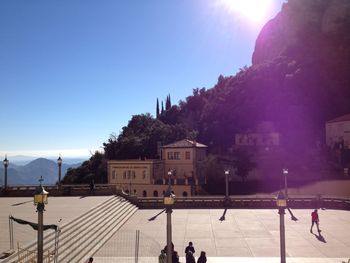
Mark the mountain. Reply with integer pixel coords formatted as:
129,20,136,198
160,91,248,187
8,155,87,166
0,158,81,186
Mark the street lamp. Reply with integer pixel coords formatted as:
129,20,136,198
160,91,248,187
276,190,287,263
34,177,49,263
224,169,230,200
282,168,288,199
164,170,174,263
3,155,9,189
57,155,62,188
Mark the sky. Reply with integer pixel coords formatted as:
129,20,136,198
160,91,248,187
0,0,286,159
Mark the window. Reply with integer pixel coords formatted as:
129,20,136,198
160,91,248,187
167,152,173,160
174,152,180,160
185,151,190,160
132,171,136,179
127,170,131,179
123,172,126,179
112,171,116,180
143,190,147,197
142,171,146,179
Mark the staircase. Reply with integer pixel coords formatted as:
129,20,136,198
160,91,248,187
2,195,138,263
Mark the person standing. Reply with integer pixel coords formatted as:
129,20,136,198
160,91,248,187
197,251,207,263
185,241,195,255
172,250,180,263
86,257,93,263
159,249,167,263
186,251,195,263
310,209,321,233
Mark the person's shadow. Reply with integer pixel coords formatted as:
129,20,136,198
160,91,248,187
313,231,326,243
287,208,298,221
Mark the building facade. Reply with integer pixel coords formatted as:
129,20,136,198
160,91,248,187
107,139,207,197
326,113,350,149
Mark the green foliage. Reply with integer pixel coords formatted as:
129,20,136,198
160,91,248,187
63,151,106,184
103,113,190,160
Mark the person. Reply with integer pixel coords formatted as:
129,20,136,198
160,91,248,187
186,250,195,263
159,249,166,263
197,251,207,263
164,242,174,253
185,241,195,255
89,179,95,192
86,257,93,263
172,250,180,263
310,209,321,233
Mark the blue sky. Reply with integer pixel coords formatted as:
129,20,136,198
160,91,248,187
0,0,285,159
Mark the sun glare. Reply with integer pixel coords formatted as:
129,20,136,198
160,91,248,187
219,0,273,23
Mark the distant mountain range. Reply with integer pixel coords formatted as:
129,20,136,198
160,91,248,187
0,158,83,186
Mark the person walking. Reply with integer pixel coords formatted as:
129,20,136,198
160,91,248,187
310,209,321,233
186,251,195,263
197,251,207,263
86,257,93,263
159,249,167,263
185,241,195,255
172,250,180,263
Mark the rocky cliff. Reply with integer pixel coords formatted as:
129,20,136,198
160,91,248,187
252,0,350,65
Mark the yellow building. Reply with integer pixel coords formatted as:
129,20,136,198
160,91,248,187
107,139,208,197
161,139,207,185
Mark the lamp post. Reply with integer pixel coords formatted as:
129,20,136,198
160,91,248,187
164,170,174,263
224,169,230,200
276,191,287,263
34,177,49,263
57,155,62,188
282,168,288,199
3,155,9,189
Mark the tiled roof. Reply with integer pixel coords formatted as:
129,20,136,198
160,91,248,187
326,113,350,123
162,139,207,148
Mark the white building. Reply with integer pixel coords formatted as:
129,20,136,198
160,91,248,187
326,113,350,149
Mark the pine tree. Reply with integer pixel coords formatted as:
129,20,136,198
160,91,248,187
165,95,170,111
156,98,160,119
161,101,164,115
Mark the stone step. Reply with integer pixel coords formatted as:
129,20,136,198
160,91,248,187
54,196,126,253
58,200,136,262
1,196,137,263
68,205,138,263
1,195,119,263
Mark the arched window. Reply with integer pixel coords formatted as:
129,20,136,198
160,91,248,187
143,190,147,197
153,190,158,197
183,191,188,197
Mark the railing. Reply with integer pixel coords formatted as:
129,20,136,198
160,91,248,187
17,243,53,263
135,194,350,210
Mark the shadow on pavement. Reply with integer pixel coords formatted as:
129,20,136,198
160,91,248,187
148,209,166,221
219,208,227,221
11,201,32,206
313,232,326,243
287,208,298,221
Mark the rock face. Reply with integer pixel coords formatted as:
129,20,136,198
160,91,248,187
252,0,350,65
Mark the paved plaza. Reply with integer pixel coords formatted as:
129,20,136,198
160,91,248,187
97,208,350,262
1,196,350,262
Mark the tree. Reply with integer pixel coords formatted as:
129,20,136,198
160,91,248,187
234,149,255,183
156,98,160,119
